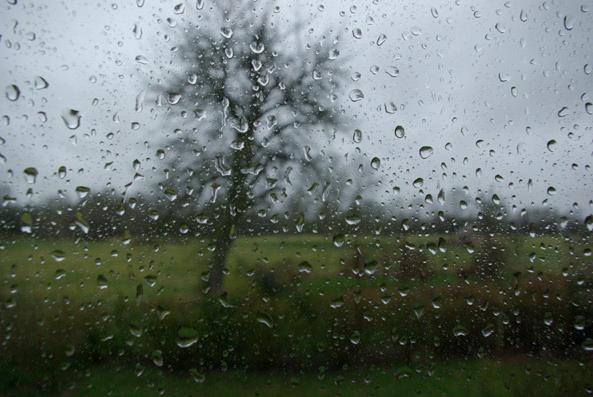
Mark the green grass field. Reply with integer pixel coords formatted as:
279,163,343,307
1,234,592,396
51,358,593,397
0,233,584,306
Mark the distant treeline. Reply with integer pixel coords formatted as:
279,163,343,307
0,187,588,240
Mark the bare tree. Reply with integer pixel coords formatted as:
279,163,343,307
154,1,347,294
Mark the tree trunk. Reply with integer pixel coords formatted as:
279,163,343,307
204,119,255,294
206,216,233,294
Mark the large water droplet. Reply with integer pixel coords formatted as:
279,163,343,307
563,15,574,30
394,125,405,138
75,212,89,234
75,186,90,199
220,26,233,38
419,146,434,159
249,42,264,54
33,76,49,89
174,2,185,14
298,261,312,274
135,55,149,64
349,89,364,102
370,157,381,170
547,139,557,152
328,48,340,60
333,233,345,248
97,274,109,289
61,109,81,129
364,260,378,275
5,84,20,101
345,214,361,225
481,324,495,338
151,349,163,367
384,102,397,114
23,167,38,183
167,92,181,105
176,327,199,348
20,212,32,234
330,297,344,309
164,187,177,202
190,368,206,383
55,269,66,280
377,33,387,46
51,249,66,262
385,66,399,77
133,23,142,39
557,107,569,117
584,215,593,231
495,22,506,33
453,325,468,337
256,312,273,328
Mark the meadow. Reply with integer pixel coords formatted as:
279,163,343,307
0,233,592,396
0,233,581,303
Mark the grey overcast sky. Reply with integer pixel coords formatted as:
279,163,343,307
1,0,592,218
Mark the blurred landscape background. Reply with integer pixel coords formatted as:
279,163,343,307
1,0,593,396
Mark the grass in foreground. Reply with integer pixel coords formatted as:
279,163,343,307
59,358,592,397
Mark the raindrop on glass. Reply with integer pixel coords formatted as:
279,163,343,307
419,146,434,159
61,109,81,130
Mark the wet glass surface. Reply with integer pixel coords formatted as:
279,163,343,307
1,1,593,396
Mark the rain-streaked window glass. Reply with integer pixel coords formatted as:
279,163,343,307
1,0,593,395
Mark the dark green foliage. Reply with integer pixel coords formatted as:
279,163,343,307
398,240,431,281
469,235,507,280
